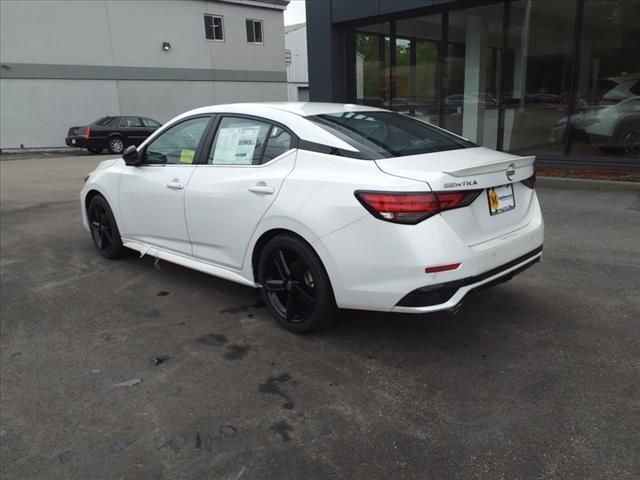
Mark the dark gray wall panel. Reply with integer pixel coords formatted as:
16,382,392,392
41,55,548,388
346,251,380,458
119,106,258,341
379,0,435,15
306,0,334,101
330,0,379,22
0,63,286,82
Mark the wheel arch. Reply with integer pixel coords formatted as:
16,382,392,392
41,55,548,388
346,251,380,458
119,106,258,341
251,228,313,282
612,115,640,139
83,187,120,231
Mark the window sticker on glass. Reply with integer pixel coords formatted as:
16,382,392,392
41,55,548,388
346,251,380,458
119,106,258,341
180,149,195,164
212,126,261,165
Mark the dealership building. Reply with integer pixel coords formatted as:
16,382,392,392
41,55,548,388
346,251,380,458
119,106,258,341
307,0,640,166
0,0,289,149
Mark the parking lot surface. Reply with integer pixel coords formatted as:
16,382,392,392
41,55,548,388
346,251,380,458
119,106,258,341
1,154,639,479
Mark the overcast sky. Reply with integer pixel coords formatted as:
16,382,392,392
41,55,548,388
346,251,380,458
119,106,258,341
284,0,306,25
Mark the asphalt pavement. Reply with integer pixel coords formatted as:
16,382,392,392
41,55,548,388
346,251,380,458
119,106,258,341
1,154,639,479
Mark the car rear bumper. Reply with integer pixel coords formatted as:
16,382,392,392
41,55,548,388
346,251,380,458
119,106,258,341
315,191,544,312
391,246,542,313
66,136,103,148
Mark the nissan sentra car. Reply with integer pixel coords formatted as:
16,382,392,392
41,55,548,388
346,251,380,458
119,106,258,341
81,103,543,332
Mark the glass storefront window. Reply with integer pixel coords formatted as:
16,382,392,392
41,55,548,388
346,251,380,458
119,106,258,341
569,0,640,157
355,22,390,109
350,0,638,159
504,0,576,155
447,4,503,148
395,15,442,125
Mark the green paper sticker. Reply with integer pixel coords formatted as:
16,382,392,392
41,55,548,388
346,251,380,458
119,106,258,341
180,149,195,164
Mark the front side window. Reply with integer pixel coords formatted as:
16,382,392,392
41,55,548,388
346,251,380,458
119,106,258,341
120,117,143,128
246,19,263,44
204,14,224,41
309,111,474,158
145,117,210,165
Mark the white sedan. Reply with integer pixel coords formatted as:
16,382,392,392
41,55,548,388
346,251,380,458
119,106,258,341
81,103,544,332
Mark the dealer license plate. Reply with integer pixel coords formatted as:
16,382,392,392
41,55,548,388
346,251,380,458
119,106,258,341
487,183,515,215
71,139,76,145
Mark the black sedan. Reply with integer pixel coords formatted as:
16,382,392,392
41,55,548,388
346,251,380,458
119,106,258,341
66,116,162,154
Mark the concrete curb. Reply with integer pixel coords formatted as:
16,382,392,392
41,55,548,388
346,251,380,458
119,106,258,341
537,176,640,191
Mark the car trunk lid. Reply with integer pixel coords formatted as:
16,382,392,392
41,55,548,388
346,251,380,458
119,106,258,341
375,147,536,246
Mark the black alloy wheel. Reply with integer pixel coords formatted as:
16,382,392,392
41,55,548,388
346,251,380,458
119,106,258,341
108,136,125,154
258,235,337,333
88,195,124,259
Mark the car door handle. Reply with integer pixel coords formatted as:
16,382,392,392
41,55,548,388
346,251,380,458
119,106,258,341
248,184,275,195
166,182,184,190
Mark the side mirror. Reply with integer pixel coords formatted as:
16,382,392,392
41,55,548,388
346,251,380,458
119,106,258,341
123,145,142,166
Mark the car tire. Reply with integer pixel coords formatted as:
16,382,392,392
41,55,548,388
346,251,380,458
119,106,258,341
87,146,103,154
257,234,338,333
87,195,124,259
621,127,640,156
107,136,125,154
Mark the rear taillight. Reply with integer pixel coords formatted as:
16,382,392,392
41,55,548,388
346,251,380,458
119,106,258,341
522,172,536,189
355,190,482,225
82,126,91,137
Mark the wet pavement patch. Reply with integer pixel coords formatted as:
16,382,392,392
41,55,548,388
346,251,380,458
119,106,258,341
112,378,143,388
58,450,79,464
224,345,251,360
196,333,228,346
221,425,237,437
219,300,265,314
110,440,129,452
269,421,293,442
152,355,170,365
156,291,170,297
194,432,214,452
259,373,295,410
0,429,8,438
144,309,161,318
159,435,187,451
160,433,214,452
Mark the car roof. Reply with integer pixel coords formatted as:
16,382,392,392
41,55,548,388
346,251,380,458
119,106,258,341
161,102,389,153
186,102,386,118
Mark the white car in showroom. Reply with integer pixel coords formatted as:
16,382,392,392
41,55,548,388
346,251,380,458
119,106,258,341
81,103,543,332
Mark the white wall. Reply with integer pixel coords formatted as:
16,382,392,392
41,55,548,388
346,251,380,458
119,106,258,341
115,81,216,122
0,79,120,148
0,0,288,148
0,79,288,148
213,81,287,103
285,24,308,84
0,0,287,72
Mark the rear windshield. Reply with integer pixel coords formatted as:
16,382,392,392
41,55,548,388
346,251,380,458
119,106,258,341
308,111,475,159
92,117,114,126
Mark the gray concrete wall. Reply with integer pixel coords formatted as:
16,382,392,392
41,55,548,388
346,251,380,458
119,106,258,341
0,79,287,148
0,0,288,148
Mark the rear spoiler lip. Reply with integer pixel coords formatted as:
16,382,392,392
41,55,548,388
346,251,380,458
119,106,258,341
444,156,536,177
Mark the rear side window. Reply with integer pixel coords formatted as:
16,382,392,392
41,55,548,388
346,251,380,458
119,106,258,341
92,117,114,126
263,127,293,163
209,117,271,165
630,81,640,96
309,111,474,159
120,117,143,128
